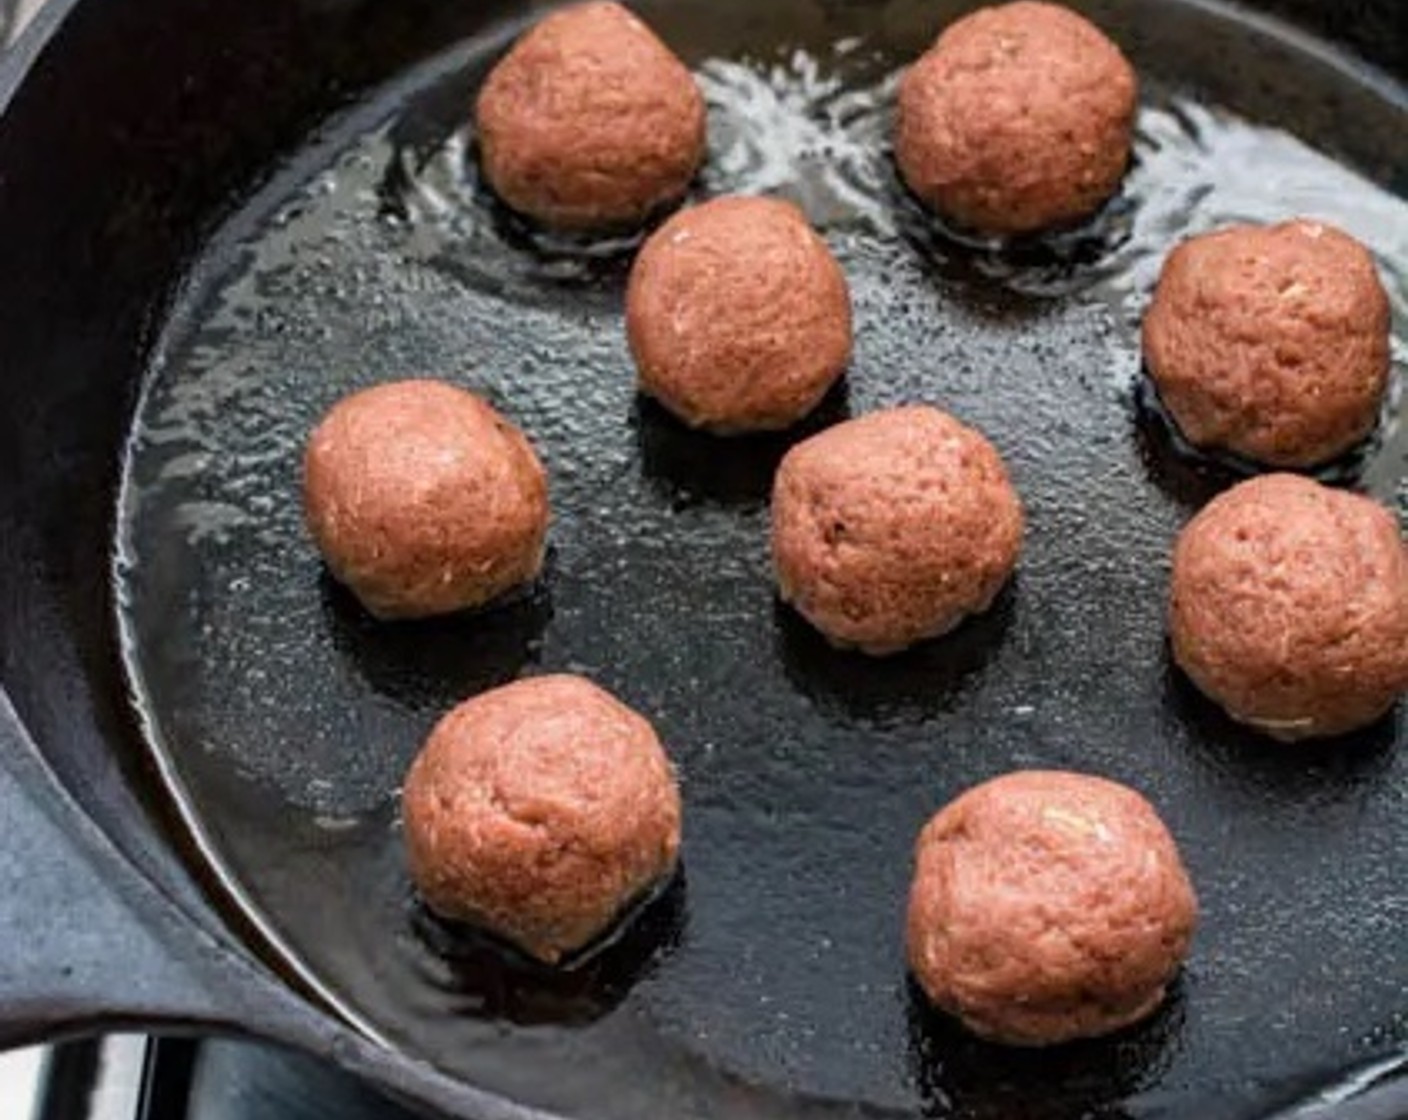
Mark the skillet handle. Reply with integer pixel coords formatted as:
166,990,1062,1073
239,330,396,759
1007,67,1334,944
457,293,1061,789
0,686,282,1048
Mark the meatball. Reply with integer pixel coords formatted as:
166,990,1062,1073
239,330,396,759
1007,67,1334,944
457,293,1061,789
1170,474,1408,740
907,771,1198,1047
402,675,682,964
475,2,706,230
1143,220,1391,468
895,1,1137,236
303,380,548,620
770,405,1023,655
627,196,853,433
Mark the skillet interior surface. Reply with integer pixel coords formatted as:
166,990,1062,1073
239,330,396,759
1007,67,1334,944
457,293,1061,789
114,0,1408,1116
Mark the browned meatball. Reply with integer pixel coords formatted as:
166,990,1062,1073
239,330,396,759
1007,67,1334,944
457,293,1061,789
303,380,548,620
402,675,682,964
771,406,1023,655
626,196,853,433
1143,220,1391,468
895,1,1137,236
475,2,706,231
907,771,1198,1047
1170,474,1408,740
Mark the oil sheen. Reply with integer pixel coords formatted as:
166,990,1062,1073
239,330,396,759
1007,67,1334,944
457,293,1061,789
116,1,1408,1116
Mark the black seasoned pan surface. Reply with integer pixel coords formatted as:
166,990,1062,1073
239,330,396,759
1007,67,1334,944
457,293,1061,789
114,1,1408,1116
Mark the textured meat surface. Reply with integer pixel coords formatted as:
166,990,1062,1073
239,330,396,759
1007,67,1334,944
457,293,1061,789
1143,219,1391,467
1170,473,1408,740
627,195,853,433
402,674,682,963
303,379,548,620
475,1,705,230
770,405,1022,654
895,1,1137,236
907,770,1198,1046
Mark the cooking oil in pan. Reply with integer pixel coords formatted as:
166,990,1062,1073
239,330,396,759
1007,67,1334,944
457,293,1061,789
116,0,1408,1116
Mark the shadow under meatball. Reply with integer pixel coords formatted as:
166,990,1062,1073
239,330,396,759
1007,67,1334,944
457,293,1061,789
775,583,1015,727
906,975,1186,1120
1133,376,1377,516
1163,655,1399,799
321,571,552,715
634,383,850,510
408,870,687,1027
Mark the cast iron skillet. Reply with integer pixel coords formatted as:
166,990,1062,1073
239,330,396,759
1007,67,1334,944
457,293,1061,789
0,0,1406,1117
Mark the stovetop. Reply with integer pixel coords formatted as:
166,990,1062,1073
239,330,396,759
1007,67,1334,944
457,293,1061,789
26,1038,423,1120
177,1041,415,1120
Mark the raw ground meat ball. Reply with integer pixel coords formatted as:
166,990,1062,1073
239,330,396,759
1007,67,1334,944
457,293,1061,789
402,674,682,964
895,1,1137,236
303,379,548,620
770,405,1023,654
475,1,706,230
907,770,1198,1047
626,195,853,433
1170,473,1408,740
1143,219,1392,468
